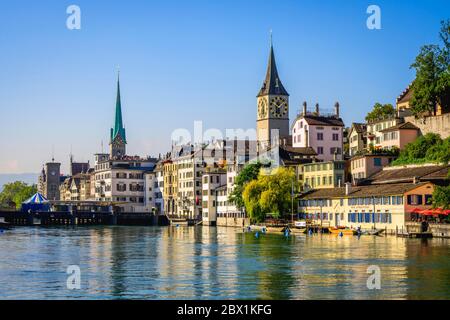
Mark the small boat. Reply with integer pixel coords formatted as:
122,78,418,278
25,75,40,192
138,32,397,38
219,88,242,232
328,227,357,235
362,229,385,236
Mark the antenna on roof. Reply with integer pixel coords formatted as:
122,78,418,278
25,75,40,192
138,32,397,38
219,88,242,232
51,144,55,162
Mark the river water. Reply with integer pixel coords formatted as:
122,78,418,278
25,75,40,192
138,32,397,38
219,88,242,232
0,226,449,300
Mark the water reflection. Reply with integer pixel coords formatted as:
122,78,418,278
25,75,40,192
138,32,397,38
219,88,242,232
0,226,449,300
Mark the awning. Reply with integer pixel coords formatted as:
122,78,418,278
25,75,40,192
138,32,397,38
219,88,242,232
417,208,450,216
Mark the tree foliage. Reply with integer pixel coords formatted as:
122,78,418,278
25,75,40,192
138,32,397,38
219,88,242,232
365,103,396,122
410,20,450,117
242,167,296,222
432,185,450,210
228,162,263,209
0,181,37,209
391,133,450,166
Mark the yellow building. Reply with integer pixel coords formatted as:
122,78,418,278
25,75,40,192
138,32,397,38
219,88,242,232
163,159,178,216
302,160,346,190
298,182,433,232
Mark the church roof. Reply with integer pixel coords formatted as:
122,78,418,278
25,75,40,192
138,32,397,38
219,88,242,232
257,45,289,97
111,75,127,144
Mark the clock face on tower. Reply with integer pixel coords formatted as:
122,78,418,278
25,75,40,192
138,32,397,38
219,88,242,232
258,99,268,119
270,96,288,118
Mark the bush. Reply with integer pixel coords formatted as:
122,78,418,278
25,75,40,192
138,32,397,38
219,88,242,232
392,133,450,166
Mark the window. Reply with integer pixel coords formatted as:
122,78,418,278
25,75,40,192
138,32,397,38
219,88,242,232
332,133,339,141
317,133,324,141
374,158,382,167
425,195,433,205
330,147,342,155
317,147,324,155
407,195,423,205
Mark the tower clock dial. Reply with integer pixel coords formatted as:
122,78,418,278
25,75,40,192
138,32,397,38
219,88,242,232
258,99,268,119
270,96,288,118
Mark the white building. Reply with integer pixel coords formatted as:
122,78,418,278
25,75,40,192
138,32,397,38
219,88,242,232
202,167,227,226
94,155,156,212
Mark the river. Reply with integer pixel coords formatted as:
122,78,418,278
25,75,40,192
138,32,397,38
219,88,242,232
0,226,449,300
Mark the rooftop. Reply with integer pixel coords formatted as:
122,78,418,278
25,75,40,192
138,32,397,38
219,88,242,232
367,164,450,184
301,182,429,200
293,114,345,127
379,122,419,133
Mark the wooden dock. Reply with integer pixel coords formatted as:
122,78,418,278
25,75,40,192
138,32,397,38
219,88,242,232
397,232,433,239
0,211,169,227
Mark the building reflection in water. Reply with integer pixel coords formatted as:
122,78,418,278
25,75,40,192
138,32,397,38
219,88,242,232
1,226,450,299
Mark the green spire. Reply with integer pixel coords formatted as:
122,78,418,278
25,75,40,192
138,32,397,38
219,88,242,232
111,73,127,144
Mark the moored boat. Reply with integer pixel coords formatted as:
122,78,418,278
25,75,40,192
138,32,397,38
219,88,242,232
328,227,357,235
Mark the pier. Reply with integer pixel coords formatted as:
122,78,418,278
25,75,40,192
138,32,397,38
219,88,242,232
0,211,169,227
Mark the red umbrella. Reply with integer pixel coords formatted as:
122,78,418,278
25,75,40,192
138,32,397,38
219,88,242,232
434,208,450,216
409,208,423,214
419,209,436,216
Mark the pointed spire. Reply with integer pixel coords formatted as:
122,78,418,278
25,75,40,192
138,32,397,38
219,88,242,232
111,69,127,144
257,34,289,97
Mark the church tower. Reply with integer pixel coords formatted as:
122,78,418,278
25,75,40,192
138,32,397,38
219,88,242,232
256,42,289,151
110,74,127,158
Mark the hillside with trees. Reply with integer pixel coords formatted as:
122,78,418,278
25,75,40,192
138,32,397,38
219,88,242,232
391,133,450,166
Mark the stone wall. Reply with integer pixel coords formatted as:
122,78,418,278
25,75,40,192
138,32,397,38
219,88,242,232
217,217,250,228
405,113,450,139
406,222,450,238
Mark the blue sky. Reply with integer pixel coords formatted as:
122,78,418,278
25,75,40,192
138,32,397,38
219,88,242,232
0,0,449,174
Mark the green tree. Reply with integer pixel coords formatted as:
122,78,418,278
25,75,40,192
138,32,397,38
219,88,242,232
0,181,37,209
228,162,263,209
242,167,296,222
410,20,450,117
391,133,450,165
365,103,395,122
432,185,450,210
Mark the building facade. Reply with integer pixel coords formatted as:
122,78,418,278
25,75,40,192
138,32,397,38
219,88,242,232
366,116,402,150
302,160,346,190
202,167,227,226
37,161,61,201
348,123,367,156
350,154,395,182
379,122,420,151
291,103,344,161
299,182,435,232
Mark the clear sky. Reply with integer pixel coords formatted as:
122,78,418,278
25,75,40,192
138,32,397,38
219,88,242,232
0,0,449,174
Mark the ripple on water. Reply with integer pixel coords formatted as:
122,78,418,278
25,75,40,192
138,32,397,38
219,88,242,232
0,226,449,300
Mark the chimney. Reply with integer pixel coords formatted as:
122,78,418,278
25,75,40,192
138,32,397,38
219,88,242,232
345,182,352,195
315,103,320,116
334,101,340,118
302,101,307,115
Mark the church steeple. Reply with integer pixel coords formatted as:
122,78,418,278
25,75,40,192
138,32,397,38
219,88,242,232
256,36,290,152
110,71,127,158
111,73,127,144
257,43,289,97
